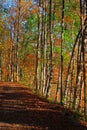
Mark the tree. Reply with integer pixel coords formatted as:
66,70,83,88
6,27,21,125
35,0,55,97
6,0,33,81
64,0,87,118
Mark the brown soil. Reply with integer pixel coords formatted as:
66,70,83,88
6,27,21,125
0,82,87,130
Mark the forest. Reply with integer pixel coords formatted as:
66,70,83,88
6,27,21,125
0,0,87,124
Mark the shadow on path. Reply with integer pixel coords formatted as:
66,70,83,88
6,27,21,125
0,82,86,130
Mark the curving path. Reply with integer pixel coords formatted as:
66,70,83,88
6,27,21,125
0,82,86,130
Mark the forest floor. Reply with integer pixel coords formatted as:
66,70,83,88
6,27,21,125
0,82,87,130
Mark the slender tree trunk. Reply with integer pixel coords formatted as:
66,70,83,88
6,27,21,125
45,0,53,98
0,51,2,81
59,0,64,105
35,0,42,93
15,0,21,82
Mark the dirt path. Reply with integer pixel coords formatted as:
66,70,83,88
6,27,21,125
0,82,86,130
